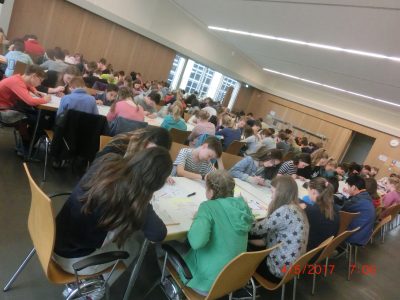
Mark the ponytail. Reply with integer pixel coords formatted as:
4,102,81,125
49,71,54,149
309,177,335,220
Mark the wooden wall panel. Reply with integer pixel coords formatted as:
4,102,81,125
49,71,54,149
7,0,176,82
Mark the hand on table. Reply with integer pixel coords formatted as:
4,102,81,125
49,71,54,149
96,100,104,105
166,177,175,185
54,86,65,93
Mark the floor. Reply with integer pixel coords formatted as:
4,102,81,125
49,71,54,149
0,126,399,300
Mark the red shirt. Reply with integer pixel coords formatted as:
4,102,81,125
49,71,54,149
0,75,48,109
24,39,45,56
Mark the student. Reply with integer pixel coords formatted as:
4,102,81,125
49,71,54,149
342,175,375,246
23,34,45,59
275,132,290,155
132,79,144,96
4,39,33,77
188,110,215,146
38,65,81,95
175,136,224,180
53,147,172,277
311,159,337,179
230,147,282,184
250,176,309,282
365,177,381,208
161,101,187,131
97,58,110,74
260,128,276,150
40,48,68,73
241,120,262,154
336,163,348,181
381,177,400,210
173,170,253,295
360,165,372,178
277,153,311,179
57,77,98,116
215,115,241,151
106,87,144,122
95,84,119,106
134,91,161,118
301,177,339,251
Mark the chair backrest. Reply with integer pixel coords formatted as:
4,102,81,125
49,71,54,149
13,60,28,75
99,135,112,151
25,163,56,279
388,203,400,219
225,140,245,155
278,236,333,286
108,116,148,136
338,211,360,235
314,227,360,264
169,142,188,161
206,244,281,300
221,152,242,170
370,216,391,241
170,128,190,144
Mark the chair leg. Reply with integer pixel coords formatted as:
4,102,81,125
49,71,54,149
229,292,233,300
311,272,316,295
281,283,285,300
3,248,36,291
381,227,385,243
43,137,49,182
347,245,352,281
250,277,256,300
324,258,329,278
292,276,297,300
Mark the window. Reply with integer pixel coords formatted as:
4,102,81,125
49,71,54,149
215,76,238,102
167,54,186,90
185,63,215,97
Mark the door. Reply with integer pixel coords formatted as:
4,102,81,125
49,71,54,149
341,132,376,164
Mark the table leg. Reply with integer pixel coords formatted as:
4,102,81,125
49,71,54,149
27,109,42,160
122,239,150,300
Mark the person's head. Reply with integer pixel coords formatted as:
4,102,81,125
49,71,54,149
336,164,348,177
24,65,47,87
300,137,309,146
205,170,235,200
237,117,246,128
250,147,283,167
278,132,288,142
197,136,223,162
242,125,253,138
387,177,400,193
198,110,210,122
145,91,161,107
221,114,234,128
117,70,125,81
13,39,25,52
370,167,379,178
54,48,65,60
81,147,172,246
252,120,261,133
348,162,362,174
97,58,107,70
307,177,335,220
23,34,38,41
365,177,379,199
260,128,273,138
247,112,254,119
133,80,142,90
293,153,311,169
361,165,371,177
85,61,97,74
171,101,183,121
346,175,366,196
311,148,329,166
325,159,338,172
105,84,119,102
68,77,86,90
269,176,299,216
62,65,81,85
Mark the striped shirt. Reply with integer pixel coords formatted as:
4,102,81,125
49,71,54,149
278,160,297,175
174,148,214,175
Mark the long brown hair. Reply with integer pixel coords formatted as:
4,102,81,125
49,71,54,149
250,147,283,162
80,147,172,246
268,175,299,216
110,86,136,113
365,177,379,199
308,177,335,220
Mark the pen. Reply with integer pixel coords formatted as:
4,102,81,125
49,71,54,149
187,192,196,197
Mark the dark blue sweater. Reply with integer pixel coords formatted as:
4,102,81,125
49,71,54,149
342,191,375,246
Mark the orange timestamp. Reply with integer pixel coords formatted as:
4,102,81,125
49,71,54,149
281,264,335,275
349,264,377,276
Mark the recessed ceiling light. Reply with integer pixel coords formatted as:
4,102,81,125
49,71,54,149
263,67,400,108
209,26,400,63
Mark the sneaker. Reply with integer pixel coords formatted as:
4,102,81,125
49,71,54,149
231,287,255,300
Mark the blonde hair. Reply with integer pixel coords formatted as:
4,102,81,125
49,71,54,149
198,110,210,121
388,177,400,193
311,148,329,166
171,101,183,121
222,115,234,128
206,170,235,200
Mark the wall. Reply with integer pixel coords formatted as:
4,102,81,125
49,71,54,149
234,89,400,178
7,0,176,82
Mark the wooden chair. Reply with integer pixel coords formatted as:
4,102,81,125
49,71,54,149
221,152,242,170
254,236,332,300
310,228,360,295
162,243,281,300
338,211,360,235
3,164,129,299
169,142,188,161
370,215,391,244
13,60,28,75
170,128,191,144
99,135,112,151
225,141,246,155
386,203,400,230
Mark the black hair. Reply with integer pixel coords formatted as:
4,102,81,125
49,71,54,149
346,174,366,190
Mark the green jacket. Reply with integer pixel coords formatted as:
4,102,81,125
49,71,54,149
182,196,254,292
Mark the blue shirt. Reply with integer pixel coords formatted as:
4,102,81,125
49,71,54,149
5,51,33,77
229,156,258,181
161,115,187,131
57,89,99,116
215,127,241,150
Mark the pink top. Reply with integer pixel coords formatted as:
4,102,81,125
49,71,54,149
106,100,145,122
382,190,400,208
188,122,215,146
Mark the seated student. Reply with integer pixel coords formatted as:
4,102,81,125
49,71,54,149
342,175,375,246
260,128,276,150
175,136,224,180
97,58,110,74
277,153,311,179
215,115,241,151
57,77,98,116
360,165,372,178
106,87,144,122
37,65,80,95
230,147,282,185
4,39,33,77
241,120,262,155
250,176,309,282
172,170,253,295
161,101,187,131
134,90,160,119
40,48,68,73
188,110,215,146
300,177,339,251
336,163,348,181
275,132,290,155
132,79,144,96
53,147,172,279
83,61,100,88
95,84,118,106
381,177,400,216
365,177,381,208
311,159,338,179
23,34,45,62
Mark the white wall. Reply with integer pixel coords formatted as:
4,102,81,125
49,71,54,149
67,0,400,137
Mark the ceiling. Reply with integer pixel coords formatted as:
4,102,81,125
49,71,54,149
171,0,400,108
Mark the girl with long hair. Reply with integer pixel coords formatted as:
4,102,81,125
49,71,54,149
161,101,187,131
106,86,145,122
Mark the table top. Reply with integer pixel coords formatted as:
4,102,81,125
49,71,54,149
39,95,193,131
